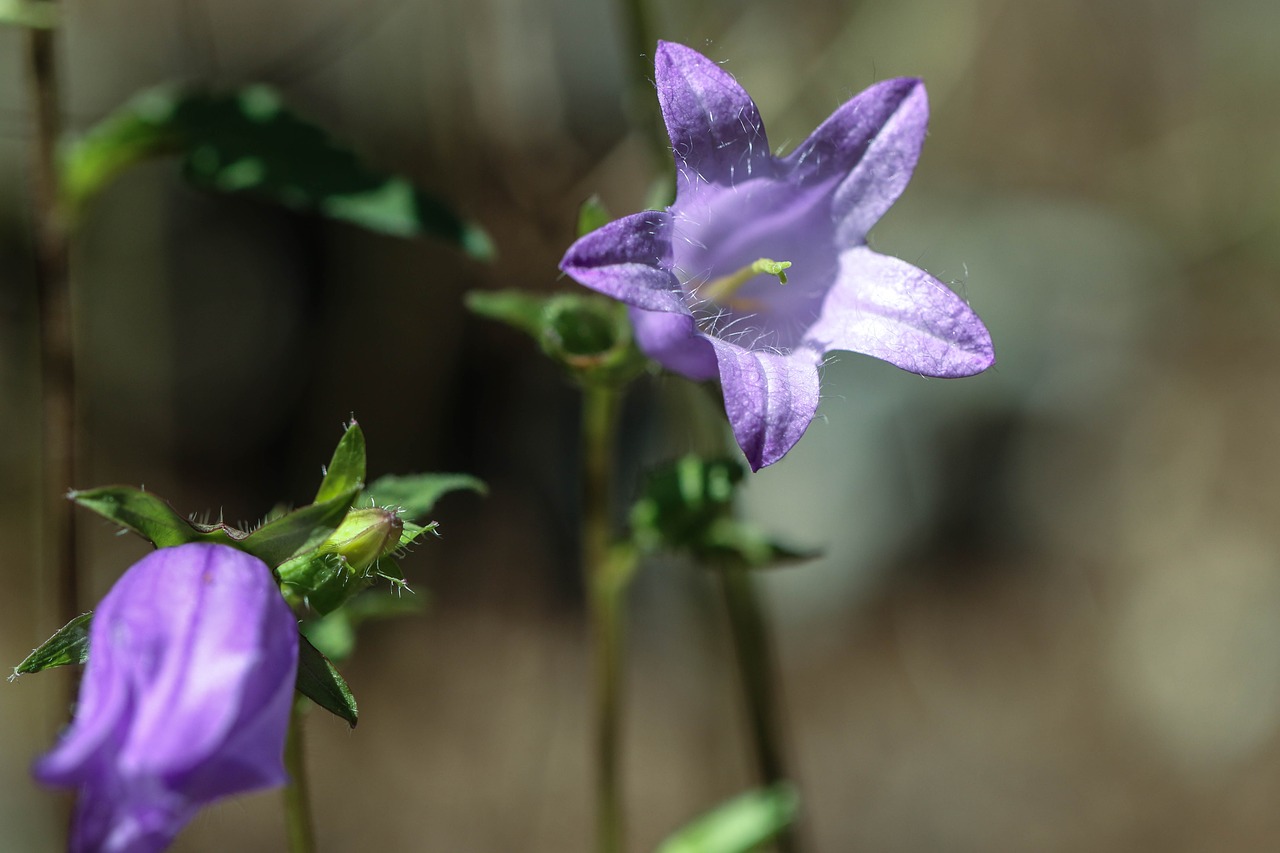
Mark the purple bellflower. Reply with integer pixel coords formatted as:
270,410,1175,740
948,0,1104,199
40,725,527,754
35,543,299,853
561,41,994,469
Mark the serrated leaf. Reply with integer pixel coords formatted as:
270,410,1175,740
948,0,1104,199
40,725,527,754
295,633,358,728
657,784,799,853
315,421,366,504
60,86,492,258
70,486,238,549
11,612,92,677
363,473,485,524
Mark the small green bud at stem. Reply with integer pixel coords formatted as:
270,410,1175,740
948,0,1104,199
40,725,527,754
701,258,791,304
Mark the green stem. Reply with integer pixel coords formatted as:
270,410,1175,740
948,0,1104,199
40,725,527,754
619,0,667,169
26,9,80,700
582,383,628,853
283,703,317,853
718,565,801,853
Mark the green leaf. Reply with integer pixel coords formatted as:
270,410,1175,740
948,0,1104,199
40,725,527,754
295,633,358,727
629,456,815,568
363,473,486,523
466,290,647,387
60,86,492,258
301,588,426,663
11,612,92,677
0,0,58,28
656,785,799,853
239,485,361,567
70,486,239,549
397,520,440,549
577,194,611,237
315,421,366,504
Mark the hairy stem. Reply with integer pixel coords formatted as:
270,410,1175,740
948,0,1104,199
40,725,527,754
283,703,316,853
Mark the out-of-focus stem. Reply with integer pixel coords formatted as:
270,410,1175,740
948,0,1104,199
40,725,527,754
26,14,79,664
582,383,630,853
619,0,669,169
283,703,316,853
718,565,801,852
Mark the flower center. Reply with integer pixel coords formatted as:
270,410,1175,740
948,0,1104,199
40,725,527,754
700,257,792,310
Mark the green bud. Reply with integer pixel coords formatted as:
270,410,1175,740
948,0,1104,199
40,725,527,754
278,507,404,614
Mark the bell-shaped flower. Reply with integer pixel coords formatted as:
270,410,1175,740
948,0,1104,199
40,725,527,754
561,41,994,469
34,543,299,853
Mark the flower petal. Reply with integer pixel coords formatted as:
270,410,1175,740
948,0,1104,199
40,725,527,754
34,543,299,853
806,247,994,377
710,339,822,470
655,40,773,195
561,210,686,313
784,78,928,244
629,307,718,381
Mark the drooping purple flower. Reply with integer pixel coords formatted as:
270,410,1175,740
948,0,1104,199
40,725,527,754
34,543,299,853
561,41,994,470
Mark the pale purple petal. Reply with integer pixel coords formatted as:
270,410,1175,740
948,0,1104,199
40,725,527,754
806,247,994,377
34,543,299,853
710,340,822,471
629,307,718,381
560,210,685,313
784,78,929,244
656,40,774,195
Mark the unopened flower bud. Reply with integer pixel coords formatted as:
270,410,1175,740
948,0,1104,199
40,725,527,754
278,507,403,614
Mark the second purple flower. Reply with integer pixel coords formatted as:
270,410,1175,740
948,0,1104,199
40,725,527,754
562,41,994,470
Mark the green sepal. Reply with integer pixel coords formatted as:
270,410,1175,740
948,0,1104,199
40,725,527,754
315,420,366,504
295,633,358,728
0,0,58,29
656,784,799,853
363,473,486,524
301,589,426,663
60,86,492,259
10,612,91,678
629,456,815,568
577,194,611,237
69,484,360,569
466,290,647,387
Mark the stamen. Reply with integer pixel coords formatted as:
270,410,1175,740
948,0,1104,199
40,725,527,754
702,257,791,304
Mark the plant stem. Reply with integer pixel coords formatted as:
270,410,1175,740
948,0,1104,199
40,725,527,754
718,565,801,853
283,703,317,853
26,13,79,673
582,383,628,853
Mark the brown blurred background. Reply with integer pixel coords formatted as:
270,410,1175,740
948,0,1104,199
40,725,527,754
4,0,1280,849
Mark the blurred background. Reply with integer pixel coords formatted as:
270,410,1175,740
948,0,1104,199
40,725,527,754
4,0,1280,849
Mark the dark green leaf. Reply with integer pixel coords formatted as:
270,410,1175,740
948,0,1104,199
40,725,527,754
657,784,799,853
295,633,358,727
11,612,92,677
363,473,486,523
315,421,366,504
61,86,492,258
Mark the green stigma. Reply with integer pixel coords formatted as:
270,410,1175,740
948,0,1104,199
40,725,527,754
701,257,792,304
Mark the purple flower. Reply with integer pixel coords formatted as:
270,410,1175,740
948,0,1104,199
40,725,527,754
561,41,994,470
34,543,299,853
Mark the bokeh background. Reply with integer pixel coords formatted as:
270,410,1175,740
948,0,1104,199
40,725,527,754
4,0,1280,849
